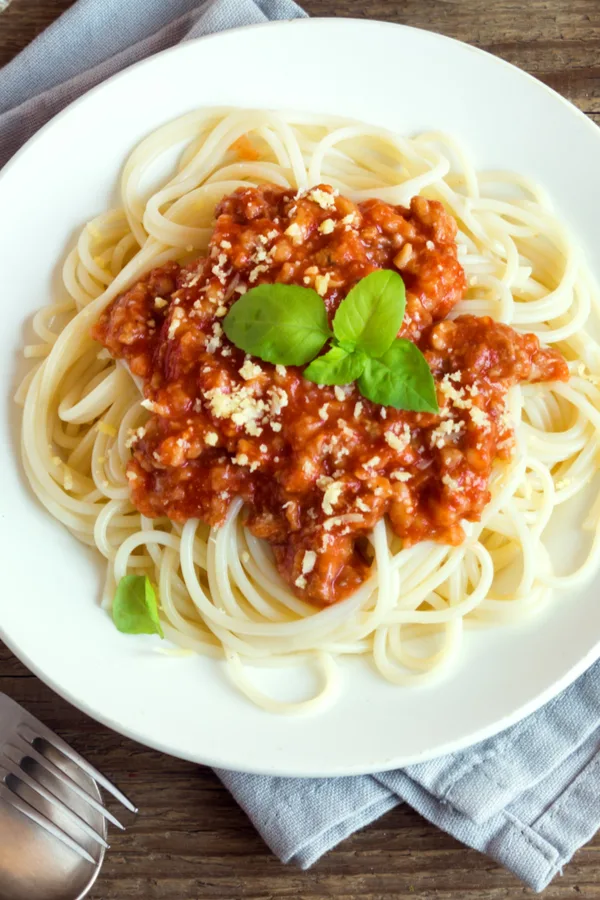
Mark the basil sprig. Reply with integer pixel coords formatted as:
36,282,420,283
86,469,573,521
358,339,438,411
112,574,164,638
223,269,439,413
222,283,331,366
332,269,406,358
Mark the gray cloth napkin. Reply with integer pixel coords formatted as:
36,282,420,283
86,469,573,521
0,0,305,167
2,0,600,891
220,661,600,888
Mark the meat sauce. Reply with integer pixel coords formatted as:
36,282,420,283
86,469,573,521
92,184,568,606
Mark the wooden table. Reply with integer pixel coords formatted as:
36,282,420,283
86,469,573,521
2,1,600,897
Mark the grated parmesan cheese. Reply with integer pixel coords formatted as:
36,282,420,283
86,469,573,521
204,384,266,435
391,470,412,482
337,419,354,439
269,386,288,415
301,551,317,575
430,418,463,449
239,358,263,381
168,307,184,340
249,263,270,283
440,374,490,431
206,323,223,354
284,222,303,244
322,480,344,515
385,423,412,453
125,426,146,449
442,473,460,491
315,273,331,297
469,404,491,431
232,452,259,472
318,218,335,235
212,252,230,285
309,188,337,210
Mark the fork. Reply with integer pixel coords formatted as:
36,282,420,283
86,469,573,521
0,693,136,865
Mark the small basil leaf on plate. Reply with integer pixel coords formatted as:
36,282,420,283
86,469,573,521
358,338,439,413
112,574,164,638
304,346,366,385
223,283,332,366
333,269,406,358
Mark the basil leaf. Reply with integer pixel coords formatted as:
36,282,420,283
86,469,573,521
304,346,366,386
358,339,439,413
223,284,331,366
333,270,406,358
112,575,164,638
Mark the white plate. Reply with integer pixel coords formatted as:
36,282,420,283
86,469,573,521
2,18,600,777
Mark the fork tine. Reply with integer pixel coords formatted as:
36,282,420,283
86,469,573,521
18,723,137,813
0,783,98,865
0,756,109,851
5,739,125,830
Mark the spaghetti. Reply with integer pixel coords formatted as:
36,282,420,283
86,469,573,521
17,109,600,712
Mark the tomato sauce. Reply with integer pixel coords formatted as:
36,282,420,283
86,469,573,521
92,184,568,606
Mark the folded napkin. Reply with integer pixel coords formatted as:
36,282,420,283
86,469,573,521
2,0,600,891
0,0,306,167
220,662,600,888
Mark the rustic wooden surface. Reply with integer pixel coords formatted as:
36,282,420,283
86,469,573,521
2,1,600,897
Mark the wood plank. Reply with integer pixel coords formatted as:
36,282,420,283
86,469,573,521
2,2,600,898
0,0,76,67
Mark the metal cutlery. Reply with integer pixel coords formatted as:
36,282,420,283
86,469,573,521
0,693,136,900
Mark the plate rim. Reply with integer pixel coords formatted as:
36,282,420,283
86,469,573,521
2,614,600,776
3,16,600,192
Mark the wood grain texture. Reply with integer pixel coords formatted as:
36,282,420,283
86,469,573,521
2,1,600,897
